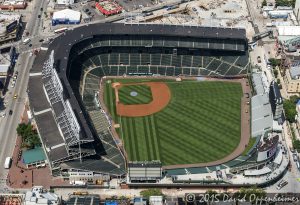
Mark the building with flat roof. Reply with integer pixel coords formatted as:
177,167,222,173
25,186,59,205
66,195,100,205
149,196,163,205
0,0,27,10
284,62,300,93
0,13,21,44
56,0,74,5
52,9,81,26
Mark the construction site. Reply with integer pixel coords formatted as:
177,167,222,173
120,0,253,38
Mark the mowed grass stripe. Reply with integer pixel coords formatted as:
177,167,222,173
149,115,160,160
124,117,134,160
133,118,148,161
129,117,143,160
143,117,153,160
147,116,158,160
104,80,243,165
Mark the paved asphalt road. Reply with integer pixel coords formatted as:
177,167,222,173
0,0,47,191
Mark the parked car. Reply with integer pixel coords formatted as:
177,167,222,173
9,110,13,115
276,180,288,190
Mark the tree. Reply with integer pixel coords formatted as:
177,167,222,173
140,189,163,200
276,78,280,85
273,69,278,78
16,123,41,149
275,0,296,7
283,99,297,123
290,95,299,103
268,58,281,67
234,187,266,204
261,0,267,7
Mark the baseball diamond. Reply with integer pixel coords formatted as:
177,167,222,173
118,84,153,105
104,78,244,166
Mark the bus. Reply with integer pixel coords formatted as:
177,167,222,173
54,27,68,34
4,157,12,169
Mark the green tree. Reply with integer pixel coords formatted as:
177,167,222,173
140,189,163,200
16,123,41,149
275,0,296,7
276,78,280,85
283,99,297,123
234,187,266,204
268,58,281,67
261,0,267,7
273,69,278,78
290,95,299,103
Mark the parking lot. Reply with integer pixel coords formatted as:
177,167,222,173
116,0,157,11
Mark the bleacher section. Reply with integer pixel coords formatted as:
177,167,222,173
78,51,249,77
81,73,126,174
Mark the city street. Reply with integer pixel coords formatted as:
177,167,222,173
0,0,48,192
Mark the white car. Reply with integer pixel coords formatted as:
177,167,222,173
0,112,6,117
11,82,15,88
276,180,288,190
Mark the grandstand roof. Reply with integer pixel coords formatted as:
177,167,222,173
252,73,268,95
61,158,126,175
251,94,273,137
34,111,68,161
28,76,51,112
57,23,246,41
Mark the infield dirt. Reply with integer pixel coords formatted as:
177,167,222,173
113,82,171,117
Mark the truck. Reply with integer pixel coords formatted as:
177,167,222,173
4,157,12,169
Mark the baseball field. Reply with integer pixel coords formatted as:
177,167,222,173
104,78,243,166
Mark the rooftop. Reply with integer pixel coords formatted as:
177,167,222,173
52,9,81,20
251,93,273,137
277,26,300,36
252,73,268,95
290,64,300,79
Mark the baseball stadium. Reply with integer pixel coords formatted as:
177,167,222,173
28,23,262,186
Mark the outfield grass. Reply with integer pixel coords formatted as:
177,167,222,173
104,79,242,165
118,85,153,105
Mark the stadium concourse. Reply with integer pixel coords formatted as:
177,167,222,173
25,23,269,187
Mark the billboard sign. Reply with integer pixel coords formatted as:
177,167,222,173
6,20,18,33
